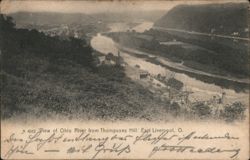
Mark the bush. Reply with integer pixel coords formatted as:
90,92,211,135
166,102,181,117
222,102,246,122
191,102,211,118
96,65,125,82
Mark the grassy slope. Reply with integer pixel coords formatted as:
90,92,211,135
1,55,168,121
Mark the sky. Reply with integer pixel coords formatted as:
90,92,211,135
0,0,247,14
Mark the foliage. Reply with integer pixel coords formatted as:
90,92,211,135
0,14,94,73
0,14,166,121
155,3,248,37
168,102,181,117
0,14,247,122
222,102,246,122
95,65,126,82
191,102,211,118
107,29,249,78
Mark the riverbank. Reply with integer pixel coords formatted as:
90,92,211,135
105,30,249,78
103,32,249,92
117,46,249,93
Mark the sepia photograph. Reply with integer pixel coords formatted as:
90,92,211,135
0,0,249,159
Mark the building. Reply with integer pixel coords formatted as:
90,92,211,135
98,51,125,66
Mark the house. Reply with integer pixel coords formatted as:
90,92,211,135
98,51,125,66
231,32,239,36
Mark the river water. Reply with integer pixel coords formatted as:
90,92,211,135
90,22,249,104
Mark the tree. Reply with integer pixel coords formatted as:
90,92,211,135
0,14,15,31
191,102,211,118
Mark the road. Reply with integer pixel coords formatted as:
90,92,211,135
153,26,250,42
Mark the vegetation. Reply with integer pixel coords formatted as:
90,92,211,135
0,14,166,121
1,14,246,122
106,31,249,92
153,3,249,77
221,102,246,122
10,11,165,26
154,3,248,37
191,103,212,119
108,30,249,78
107,3,249,79
167,102,181,117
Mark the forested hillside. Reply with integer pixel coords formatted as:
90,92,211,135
155,3,248,37
150,3,250,78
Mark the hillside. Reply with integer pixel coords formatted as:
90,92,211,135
0,14,247,122
148,3,250,78
154,3,248,37
10,10,165,26
0,15,167,121
9,12,93,26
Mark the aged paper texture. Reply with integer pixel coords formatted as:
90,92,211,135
0,0,249,159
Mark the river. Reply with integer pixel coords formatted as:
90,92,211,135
90,22,249,104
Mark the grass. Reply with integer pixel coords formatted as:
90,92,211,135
1,52,170,121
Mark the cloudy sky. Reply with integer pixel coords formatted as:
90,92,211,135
0,0,247,14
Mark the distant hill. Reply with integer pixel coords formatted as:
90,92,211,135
9,10,165,26
9,12,93,25
155,3,248,37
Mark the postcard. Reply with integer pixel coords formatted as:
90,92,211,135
0,0,249,159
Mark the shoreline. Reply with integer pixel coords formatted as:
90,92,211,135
116,45,249,93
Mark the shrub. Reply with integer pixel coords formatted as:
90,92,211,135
222,102,246,122
191,102,211,118
96,65,125,82
167,102,181,117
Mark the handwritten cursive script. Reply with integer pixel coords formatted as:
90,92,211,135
2,127,241,159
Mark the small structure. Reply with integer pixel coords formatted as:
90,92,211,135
231,32,239,36
98,51,125,66
139,71,149,79
210,28,216,33
74,31,79,38
98,53,116,65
